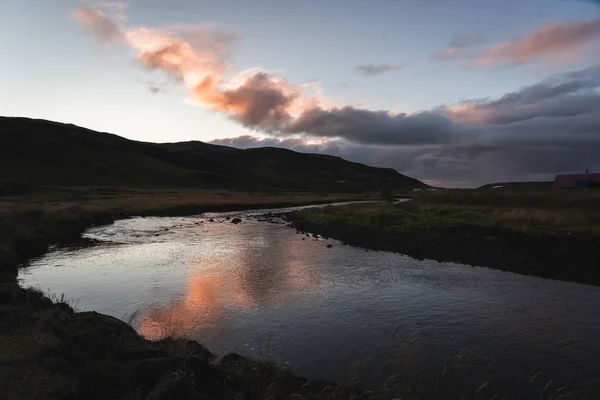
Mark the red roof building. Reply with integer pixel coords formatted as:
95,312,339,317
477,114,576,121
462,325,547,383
554,173,600,188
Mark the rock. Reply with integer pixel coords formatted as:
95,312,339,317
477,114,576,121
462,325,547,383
327,244,333,248
69,312,139,358
43,355,75,375
0,284,21,305
220,353,247,365
157,338,216,361
72,312,138,339
184,356,240,394
133,357,182,389
134,356,237,398
144,374,188,400
231,218,242,224
43,390,78,400
33,307,72,332
302,237,306,240
64,351,90,363
55,302,74,316
121,338,164,360
225,216,231,220
208,219,215,222
0,305,27,333
0,305,21,317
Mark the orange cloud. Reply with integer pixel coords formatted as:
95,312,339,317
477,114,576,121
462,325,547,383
73,7,326,130
472,18,600,67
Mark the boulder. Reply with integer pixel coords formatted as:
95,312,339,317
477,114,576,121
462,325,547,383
160,338,216,361
133,357,182,389
120,338,164,360
144,373,189,400
231,218,242,224
220,353,247,365
55,302,74,316
69,312,139,358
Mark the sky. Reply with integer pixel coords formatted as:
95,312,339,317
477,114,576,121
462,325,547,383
2,0,600,187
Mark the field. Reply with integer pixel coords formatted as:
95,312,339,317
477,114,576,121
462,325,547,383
287,184,600,285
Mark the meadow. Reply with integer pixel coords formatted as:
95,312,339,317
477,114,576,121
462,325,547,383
287,184,600,285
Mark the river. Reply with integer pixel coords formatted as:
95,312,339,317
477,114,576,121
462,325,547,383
18,203,600,398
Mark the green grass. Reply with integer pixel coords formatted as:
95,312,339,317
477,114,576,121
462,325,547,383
288,188,600,284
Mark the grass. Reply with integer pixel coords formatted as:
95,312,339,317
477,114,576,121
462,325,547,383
288,187,600,285
409,186,600,235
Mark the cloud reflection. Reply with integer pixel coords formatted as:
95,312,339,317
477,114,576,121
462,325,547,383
135,221,326,341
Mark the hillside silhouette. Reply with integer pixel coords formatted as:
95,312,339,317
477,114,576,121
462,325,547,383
0,117,425,192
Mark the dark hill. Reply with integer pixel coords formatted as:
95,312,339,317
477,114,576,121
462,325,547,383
0,117,426,191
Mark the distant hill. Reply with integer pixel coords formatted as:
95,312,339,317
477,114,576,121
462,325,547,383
0,117,426,192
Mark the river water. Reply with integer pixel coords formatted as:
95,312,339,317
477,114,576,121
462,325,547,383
19,203,600,398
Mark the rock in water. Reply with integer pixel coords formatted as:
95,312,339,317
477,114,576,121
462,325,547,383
231,218,242,224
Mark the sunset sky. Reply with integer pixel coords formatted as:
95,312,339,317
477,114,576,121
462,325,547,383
2,0,600,186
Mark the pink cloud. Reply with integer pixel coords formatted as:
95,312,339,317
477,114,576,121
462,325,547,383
71,6,125,44
472,18,600,67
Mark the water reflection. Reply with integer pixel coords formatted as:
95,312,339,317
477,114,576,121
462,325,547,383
18,207,600,398
136,222,327,342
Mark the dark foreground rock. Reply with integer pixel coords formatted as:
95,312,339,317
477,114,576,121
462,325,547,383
0,284,365,400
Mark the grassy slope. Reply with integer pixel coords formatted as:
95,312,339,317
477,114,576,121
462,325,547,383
287,187,600,285
0,116,425,191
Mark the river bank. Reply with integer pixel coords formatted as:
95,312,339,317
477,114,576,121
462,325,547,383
0,190,377,400
285,191,600,285
1,283,366,400
0,188,369,283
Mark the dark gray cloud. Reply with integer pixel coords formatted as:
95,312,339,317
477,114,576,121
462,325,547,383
284,107,459,145
440,65,600,124
355,64,403,77
213,65,600,187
